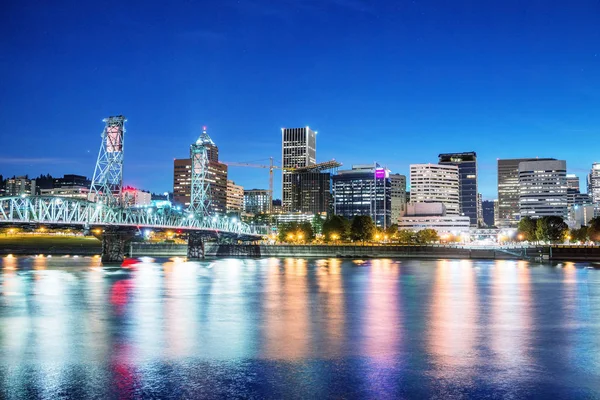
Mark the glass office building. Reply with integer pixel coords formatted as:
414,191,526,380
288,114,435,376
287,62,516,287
438,152,478,226
332,164,391,228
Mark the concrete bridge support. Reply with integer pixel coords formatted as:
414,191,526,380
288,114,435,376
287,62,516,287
187,231,205,260
101,229,133,263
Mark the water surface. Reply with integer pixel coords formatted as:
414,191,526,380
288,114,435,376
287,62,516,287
1,256,600,399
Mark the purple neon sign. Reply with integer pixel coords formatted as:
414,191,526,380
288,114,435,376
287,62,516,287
375,168,386,179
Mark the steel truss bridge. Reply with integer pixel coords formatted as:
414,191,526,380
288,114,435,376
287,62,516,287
0,196,261,241
0,116,263,260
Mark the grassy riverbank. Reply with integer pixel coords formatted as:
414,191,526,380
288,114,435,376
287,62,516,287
0,235,101,255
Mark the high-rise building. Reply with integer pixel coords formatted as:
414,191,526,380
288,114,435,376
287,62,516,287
497,158,554,227
332,164,391,228
281,127,316,212
290,171,331,215
390,174,407,224
481,200,495,227
172,129,228,214
518,159,567,219
244,189,271,215
409,164,460,215
6,176,36,196
226,180,244,214
588,162,600,205
438,152,478,225
173,158,192,207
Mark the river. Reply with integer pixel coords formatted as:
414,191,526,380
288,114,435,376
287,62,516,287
1,256,600,399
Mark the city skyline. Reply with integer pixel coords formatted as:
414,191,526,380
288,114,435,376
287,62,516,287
1,1,599,199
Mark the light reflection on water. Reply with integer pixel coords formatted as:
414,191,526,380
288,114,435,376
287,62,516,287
1,256,600,398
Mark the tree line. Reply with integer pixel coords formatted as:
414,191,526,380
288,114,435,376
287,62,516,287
277,214,441,244
518,216,600,243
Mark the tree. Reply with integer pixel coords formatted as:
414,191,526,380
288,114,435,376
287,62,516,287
350,215,376,243
322,215,350,242
277,221,314,243
397,229,415,244
311,214,325,235
570,226,589,243
416,229,439,244
535,216,568,243
385,224,399,240
518,217,537,241
588,217,600,242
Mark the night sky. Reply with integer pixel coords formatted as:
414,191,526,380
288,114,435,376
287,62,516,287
1,0,598,199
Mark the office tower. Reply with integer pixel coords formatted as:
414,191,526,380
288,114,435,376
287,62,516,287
290,171,331,215
438,152,478,225
589,163,600,205
410,164,460,215
332,164,391,228
518,159,567,219
482,200,495,227
281,127,316,212
172,128,228,213
226,180,244,213
244,189,271,215
497,158,553,227
390,174,407,224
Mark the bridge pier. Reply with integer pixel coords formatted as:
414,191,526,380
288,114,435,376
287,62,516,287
102,229,133,263
187,231,205,260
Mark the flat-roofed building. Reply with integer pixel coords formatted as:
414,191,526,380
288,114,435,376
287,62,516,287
410,164,460,215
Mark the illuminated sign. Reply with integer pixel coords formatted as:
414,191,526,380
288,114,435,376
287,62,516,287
375,168,386,179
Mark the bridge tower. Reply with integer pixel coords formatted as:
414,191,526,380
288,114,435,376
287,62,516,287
89,116,126,207
189,126,213,217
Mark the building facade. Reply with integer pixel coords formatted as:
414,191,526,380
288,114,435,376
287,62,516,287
438,152,478,226
518,159,567,219
390,174,407,224
54,174,91,188
281,127,316,212
122,187,152,207
40,186,89,199
398,203,470,233
497,158,553,226
409,164,460,215
226,180,244,214
244,189,270,215
290,171,330,215
481,200,496,227
332,164,391,228
6,176,36,196
589,162,600,205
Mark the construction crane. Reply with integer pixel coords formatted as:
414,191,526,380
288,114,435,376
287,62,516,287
222,157,280,214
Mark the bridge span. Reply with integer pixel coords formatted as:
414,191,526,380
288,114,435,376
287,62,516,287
0,196,263,262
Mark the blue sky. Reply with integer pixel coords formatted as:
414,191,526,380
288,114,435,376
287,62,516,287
1,0,598,199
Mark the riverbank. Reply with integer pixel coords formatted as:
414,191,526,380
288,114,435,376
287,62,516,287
130,243,600,261
0,235,101,256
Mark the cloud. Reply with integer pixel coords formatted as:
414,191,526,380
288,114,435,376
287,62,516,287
0,157,77,165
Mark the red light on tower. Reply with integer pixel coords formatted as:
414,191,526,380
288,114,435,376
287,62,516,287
203,126,207,131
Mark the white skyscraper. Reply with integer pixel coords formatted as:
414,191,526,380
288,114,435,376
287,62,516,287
409,164,460,215
281,127,316,212
518,159,567,219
